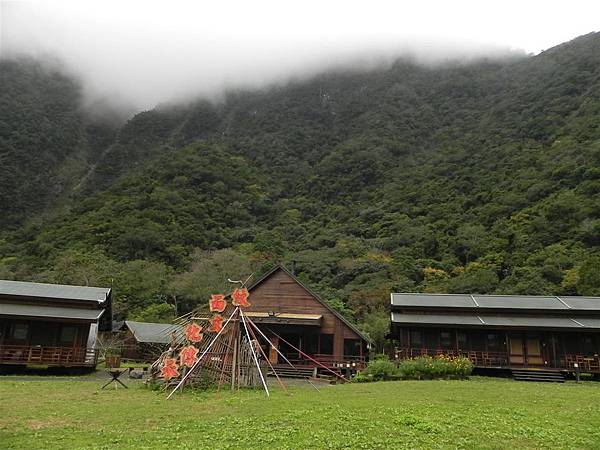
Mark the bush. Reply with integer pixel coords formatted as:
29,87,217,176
398,355,473,380
356,355,473,382
361,355,399,381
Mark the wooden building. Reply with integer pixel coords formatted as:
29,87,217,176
390,293,600,375
0,280,111,368
243,265,369,370
118,320,181,361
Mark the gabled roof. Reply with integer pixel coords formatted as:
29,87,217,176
391,293,600,313
391,312,600,330
0,302,105,321
0,280,111,304
247,265,370,342
123,321,182,344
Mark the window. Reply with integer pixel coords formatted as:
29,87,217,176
410,330,422,347
319,334,333,354
582,336,595,355
344,339,361,357
457,332,467,349
486,333,500,351
304,334,319,354
440,331,452,348
12,323,28,340
59,326,77,344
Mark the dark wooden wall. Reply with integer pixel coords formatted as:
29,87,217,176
249,269,363,357
0,318,90,348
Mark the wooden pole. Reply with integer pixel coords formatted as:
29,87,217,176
246,315,288,393
246,318,320,391
231,314,238,391
217,316,237,394
240,310,269,397
267,328,349,382
167,307,239,400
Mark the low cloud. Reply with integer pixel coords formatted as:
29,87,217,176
1,1,596,112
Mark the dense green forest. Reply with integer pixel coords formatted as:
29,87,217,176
1,33,599,342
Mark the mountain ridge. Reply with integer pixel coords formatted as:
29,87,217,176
1,32,599,323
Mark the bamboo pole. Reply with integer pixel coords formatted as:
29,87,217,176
246,317,320,391
266,328,349,383
245,315,288,393
167,307,239,399
240,310,269,397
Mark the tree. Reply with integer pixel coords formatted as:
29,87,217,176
129,303,176,323
361,309,390,354
43,249,118,287
577,256,600,296
169,248,265,312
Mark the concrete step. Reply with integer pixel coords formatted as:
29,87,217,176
268,366,315,378
511,369,565,383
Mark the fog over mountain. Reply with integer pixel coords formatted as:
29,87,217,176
2,1,597,111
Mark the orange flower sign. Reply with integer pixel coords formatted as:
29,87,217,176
209,314,224,333
209,294,227,313
231,288,251,308
184,322,203,342
179,345,199,368
161,358,179,380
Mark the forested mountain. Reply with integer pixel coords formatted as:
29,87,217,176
0,58,119,228
1,33,599,335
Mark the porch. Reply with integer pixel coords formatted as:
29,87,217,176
393,346,600,373
0,345,98,367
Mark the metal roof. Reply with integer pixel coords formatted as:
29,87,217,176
124,321,182,344
391,312,600,330
0,302,105,321
391,293,600,312
560,297,600,310
391,312,482,326
0,280,110,303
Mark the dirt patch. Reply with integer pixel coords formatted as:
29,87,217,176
26,419,68,430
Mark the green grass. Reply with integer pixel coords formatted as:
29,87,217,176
1,377,599,449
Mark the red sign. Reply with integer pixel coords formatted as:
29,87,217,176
179,345,199,368
209,294,227,313
209,314,224,333
231,288,251,308
184,323,203,342
161,358,179,380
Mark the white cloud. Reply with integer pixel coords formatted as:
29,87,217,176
1,0,597,110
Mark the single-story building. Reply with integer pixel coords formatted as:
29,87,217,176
118,320,181,361
241,265,369,370
0,279,111,368
389,293,600,374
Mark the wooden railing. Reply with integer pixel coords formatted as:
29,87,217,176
279,353,366,369
560,354,600,372
394,347,509,368
394,348,600,373
0,345,98,367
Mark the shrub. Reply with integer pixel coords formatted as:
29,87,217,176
355,355,473,382
361,355,399,381
398,355,473,380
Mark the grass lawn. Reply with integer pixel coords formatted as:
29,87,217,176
1,376,599,449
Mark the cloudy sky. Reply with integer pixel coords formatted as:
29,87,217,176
2,0,598,110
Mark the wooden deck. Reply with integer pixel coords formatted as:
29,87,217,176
0,345,98,367
394,347,600,373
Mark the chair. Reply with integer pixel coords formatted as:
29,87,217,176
482,352,492,367
468,351,478,366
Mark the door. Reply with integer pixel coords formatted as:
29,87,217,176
509,334,545,366
278,333,301,363
525,336,544,366
509,335,524,365
268,336,279,365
